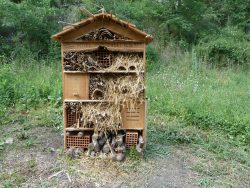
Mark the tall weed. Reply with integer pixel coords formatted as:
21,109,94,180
0,55,61,124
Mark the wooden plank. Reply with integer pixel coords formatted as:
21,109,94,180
66,127,94,131
62,41,144,52
64,99,108,103
61,19,145,42
143,44,147,147
121,102,145,130
64,73,89,100
64,71,144,74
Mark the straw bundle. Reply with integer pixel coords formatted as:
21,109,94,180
105,54,144,73
80,103,122,132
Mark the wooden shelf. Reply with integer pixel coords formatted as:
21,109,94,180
65,127,144,131
64,98,147,103
64,99,109,103
64,71,144,74
66,127,94,131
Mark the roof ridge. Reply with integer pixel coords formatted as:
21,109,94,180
52,13,153,43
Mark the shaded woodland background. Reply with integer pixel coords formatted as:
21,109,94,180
1,0,250,141
0,0,250,168
0,0,250,187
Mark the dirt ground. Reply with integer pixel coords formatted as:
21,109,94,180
0,123,202,188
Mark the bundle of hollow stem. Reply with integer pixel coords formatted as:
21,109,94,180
81,54,144,132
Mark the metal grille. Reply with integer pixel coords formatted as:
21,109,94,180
95,48,113,68
66,135,90,149
125,131,138,148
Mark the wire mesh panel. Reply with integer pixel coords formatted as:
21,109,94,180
95,47,113,68
66,135,90,149
125,131,138,148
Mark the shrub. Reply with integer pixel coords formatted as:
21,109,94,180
197,27,250,66
146,44,160,72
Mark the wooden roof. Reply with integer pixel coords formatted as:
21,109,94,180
51,13,153,44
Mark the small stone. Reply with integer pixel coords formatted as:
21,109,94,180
49,147,55,153
111,153,117,161
77,132,83,137
98,137,106,147
93,140,100,152
116,135,124,146
116,144,126,153
102,142,110,154
92,133,98,141
66,132,70,136
95,182,101,187
116,153,125,162
5,137,13,145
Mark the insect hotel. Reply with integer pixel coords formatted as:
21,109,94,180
52,13,153,160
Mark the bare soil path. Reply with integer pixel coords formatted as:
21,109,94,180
0,123,201,188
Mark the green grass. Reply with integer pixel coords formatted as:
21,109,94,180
146,51,250,186
0,56,62,124
147,113,250,187
147,51,250,144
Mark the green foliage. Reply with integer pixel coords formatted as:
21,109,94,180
0,65,16,106
0,54,62,124
127,146,140,160
146,44,160,72
0,0,60,57
197,27,250,65
0,0,249,57
147,53,250,144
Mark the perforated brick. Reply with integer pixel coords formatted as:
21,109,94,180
125,131,138,148
66,135,90,149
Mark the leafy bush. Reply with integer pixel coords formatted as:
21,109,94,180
197,27,250,66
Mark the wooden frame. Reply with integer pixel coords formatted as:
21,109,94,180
52,13,152,150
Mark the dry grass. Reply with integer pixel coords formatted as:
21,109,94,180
105,54,144,73
80,103,122,132
104,74,145,109
82,54,145,132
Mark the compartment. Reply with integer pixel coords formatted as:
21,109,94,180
64,102,122,131
64,73,89,100
63,48,143,72
89,74,145,101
